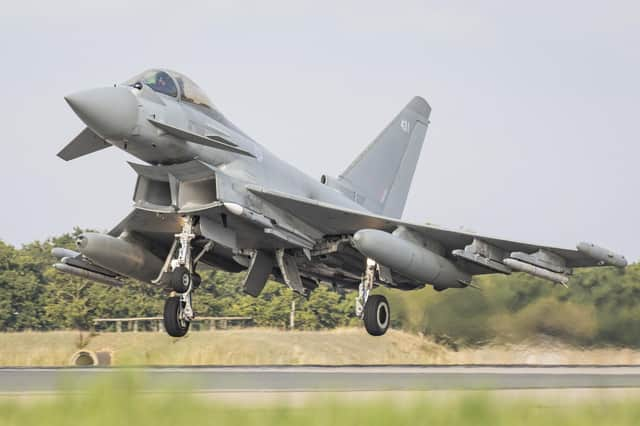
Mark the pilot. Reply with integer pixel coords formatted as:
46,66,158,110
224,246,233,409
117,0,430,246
156,72,169,89
146,71,177,97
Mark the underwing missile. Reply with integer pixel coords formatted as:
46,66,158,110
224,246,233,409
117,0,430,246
503,258,569,286
352,229,470,290
577,242,627,268
54,263,124,287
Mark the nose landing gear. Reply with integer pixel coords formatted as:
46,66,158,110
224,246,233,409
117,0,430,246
154,217,212,337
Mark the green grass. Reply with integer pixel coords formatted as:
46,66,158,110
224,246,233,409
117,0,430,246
1,374,639,426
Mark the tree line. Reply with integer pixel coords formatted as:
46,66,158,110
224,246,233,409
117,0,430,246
1,229,638,347
0,229,356,332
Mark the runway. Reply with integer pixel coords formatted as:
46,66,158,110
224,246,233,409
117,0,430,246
2,366,640,393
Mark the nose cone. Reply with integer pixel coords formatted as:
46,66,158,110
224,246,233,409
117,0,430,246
65,87,138,140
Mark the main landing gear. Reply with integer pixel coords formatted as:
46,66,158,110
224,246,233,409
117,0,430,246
154,217,210,337
356,258,390,336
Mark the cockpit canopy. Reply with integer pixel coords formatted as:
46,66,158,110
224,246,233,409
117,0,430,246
125,69,214,109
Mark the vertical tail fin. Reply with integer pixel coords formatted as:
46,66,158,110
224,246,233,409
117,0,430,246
339,96,431,218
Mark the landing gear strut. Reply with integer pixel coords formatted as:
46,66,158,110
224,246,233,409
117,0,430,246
155,217,212,337
357,258,390,336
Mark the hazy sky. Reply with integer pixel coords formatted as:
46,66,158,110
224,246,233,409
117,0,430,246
1,1,638,261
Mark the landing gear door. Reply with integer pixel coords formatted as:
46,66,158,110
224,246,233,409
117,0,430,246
243,250,274,297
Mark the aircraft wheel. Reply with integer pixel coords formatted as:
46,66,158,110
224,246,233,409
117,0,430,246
191,273,202,289
163,296,190,337
363,294,390,336
170,266,191,293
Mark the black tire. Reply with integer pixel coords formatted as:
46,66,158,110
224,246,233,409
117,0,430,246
170,266,191,293
191,273,202,289
363,294,390,336
163,296,190,337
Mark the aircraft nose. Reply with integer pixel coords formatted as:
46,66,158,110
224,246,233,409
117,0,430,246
65,87,138,140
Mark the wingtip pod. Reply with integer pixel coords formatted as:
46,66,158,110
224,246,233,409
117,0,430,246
577,242,627,268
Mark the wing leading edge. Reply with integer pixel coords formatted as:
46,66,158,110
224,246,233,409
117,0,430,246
247,186,625,271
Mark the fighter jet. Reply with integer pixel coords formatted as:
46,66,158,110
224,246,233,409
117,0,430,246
53,69,627,337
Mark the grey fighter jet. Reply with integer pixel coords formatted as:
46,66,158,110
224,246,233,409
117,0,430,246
53,69,627,337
